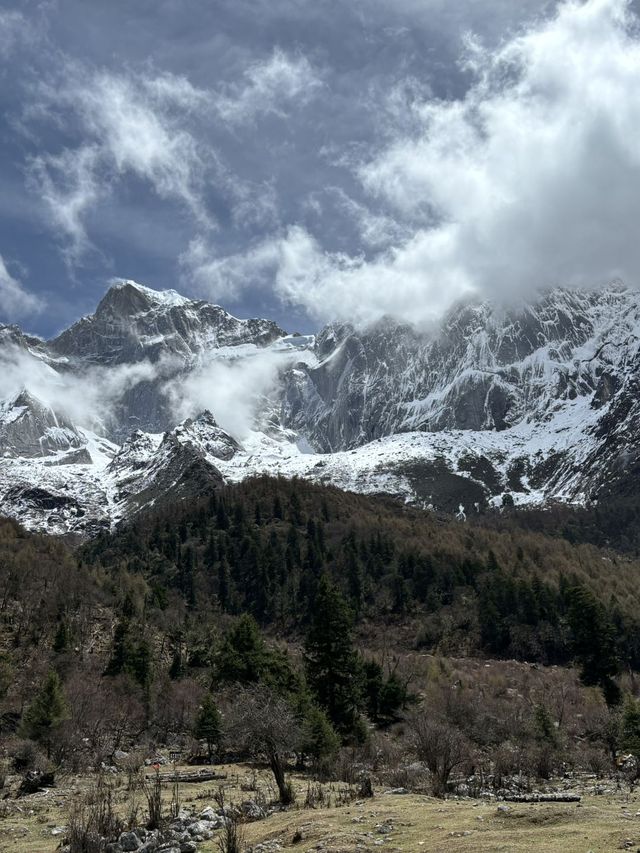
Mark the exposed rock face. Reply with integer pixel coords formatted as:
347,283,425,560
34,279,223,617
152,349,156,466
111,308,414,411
0,391,84,458
109,427,225,518
280,288,633,451
44,280,286,440
49,280,284,366
3,279,640,535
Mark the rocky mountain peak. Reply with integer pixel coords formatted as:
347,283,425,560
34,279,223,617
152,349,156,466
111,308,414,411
4,280,640,536
94,279,192,318
0,389,83,458
48,279,286,369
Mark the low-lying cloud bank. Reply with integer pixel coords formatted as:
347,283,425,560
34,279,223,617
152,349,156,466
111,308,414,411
0,341,303,443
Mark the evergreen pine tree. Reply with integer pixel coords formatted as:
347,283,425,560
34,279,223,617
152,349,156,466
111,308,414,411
273,494,283,520
194,693,223,762
216,501,229,530
215,614,266,685
105,618,132,676
621,696,640,758
217,557,231,611
20,671,68,758
301,705,340,765
52,619,70,653
304,574,362,735
568,585,621,705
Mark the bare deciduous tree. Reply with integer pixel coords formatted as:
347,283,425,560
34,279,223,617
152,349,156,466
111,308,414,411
225,685,300,805
408,714,469,797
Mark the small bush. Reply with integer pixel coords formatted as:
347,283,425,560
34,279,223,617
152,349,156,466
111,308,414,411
217,814,244,853
67,774,123,853
357,775,374,798
11,739,48,773
144,770,163,830
304,782,326,808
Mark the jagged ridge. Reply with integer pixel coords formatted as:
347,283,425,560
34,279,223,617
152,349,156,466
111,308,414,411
2,279,640,535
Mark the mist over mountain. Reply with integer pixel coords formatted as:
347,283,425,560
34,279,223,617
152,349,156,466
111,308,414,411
1,278,640,536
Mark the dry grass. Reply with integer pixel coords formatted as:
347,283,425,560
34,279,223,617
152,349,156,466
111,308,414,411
1,764,640,853
231,791,640,853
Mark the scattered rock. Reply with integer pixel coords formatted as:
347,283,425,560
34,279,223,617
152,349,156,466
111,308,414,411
17,769,55,796
187,820,214,839
198,807,217,821
119,831,143,851
241,799,267,821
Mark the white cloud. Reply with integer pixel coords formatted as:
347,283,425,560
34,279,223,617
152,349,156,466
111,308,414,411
220,0,640,327
0,343,174,432
0,255,44,321
214,48,322,125
27,66,212,262
165,350,285,439
0,9,35,59
180,235,279,302
28,145,104,265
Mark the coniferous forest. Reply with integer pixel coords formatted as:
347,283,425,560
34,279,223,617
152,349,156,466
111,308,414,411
2,475,640,790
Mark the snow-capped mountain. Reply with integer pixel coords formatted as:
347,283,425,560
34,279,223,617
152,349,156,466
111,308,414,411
2,278,640,535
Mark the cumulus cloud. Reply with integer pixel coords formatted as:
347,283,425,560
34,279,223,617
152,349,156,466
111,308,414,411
214,48,322,125
211,0,640,327
0,255,44,321
27,66,212,262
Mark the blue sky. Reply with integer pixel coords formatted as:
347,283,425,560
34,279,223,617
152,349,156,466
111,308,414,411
2,0,640,337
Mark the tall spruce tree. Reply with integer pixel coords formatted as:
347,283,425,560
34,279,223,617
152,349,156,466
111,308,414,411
304,574,362,735
568,585,620,705
194,693,223,762
20,671,68,758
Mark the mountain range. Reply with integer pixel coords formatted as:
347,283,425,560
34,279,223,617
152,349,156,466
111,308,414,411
1,278,639,536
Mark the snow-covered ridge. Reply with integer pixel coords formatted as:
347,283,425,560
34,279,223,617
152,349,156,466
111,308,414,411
2,280,640,535
108,279,193,309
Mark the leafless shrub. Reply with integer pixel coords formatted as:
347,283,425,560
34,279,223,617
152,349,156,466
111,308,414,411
67,774,123,853
379,763,430,793
240,770,259,791
357,775,374,798
332,749,363,785
10,738,48,772
408,714,470,797
583,745,610,777
304,782,326,808
217,812,244,853
334,783,359,806
120,751,145,791
144,769,163,829
214,784,228,811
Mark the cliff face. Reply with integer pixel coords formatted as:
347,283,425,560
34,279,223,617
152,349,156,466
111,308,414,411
2,280,640,535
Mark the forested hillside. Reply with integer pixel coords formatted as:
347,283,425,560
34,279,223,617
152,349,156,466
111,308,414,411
82,476,640,669
2,476,640,808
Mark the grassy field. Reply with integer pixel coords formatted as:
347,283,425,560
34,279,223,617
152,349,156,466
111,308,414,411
1,765,639,853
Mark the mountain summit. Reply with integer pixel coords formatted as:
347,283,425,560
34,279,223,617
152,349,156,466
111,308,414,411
1,280,640,534
49,279,285,366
